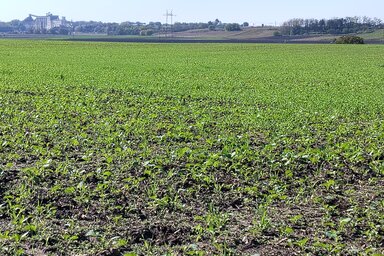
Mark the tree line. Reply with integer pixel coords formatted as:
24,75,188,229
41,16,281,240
0,18,246,35
280,16,383,35
2,15,382,36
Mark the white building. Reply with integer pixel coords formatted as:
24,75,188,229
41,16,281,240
23,13,68,31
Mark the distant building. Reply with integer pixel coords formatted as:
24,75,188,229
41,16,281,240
23,13,68,31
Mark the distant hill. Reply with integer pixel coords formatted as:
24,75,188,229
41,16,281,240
168,27,384,43
170,27,278,39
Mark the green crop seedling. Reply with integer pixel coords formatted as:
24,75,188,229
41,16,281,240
0,40,383,255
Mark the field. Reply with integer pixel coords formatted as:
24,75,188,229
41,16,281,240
0,40,384,255
3,27,383,44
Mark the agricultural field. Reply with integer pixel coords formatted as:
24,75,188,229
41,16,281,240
0,40,383,255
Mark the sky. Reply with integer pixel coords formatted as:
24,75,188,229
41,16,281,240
1,0,384,25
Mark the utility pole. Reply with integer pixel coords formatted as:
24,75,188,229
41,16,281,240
163,10,176,38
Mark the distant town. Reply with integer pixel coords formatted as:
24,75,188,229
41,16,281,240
24,13,68,31
0,12,382,37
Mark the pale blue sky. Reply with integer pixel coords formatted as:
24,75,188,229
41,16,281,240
1,0,383,25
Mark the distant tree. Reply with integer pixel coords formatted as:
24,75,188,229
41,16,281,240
49,27,70,35
10,19,20,26
280,16,383,35
372,17,382,27
273,31,282,36
0,22,12,33
319,19,326,33
225,23,241,31
335,35,364,44
140,30,154,36
243,22,249,27
106,23,119,35
147,22,162,31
